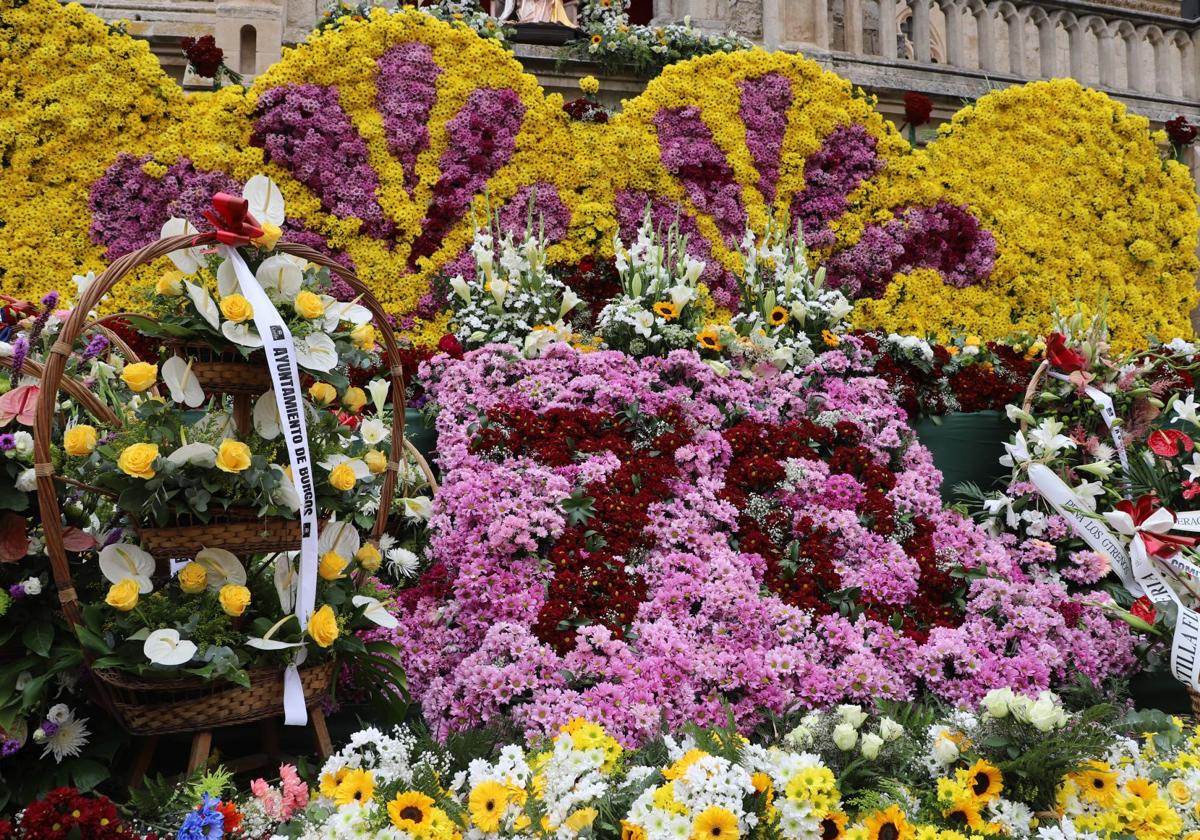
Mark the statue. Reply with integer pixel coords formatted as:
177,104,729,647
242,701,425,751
498,0,575,26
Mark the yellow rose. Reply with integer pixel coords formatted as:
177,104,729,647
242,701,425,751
364,449,387,474
307,604,339,648
350,323,376,351
294,290,326,320
342,387,368,413
117,443,159,479
1169,779,1192,805
64,424,98,456
218,584,251,617
309,382,337,405
215,439,252,473
105,578,139,612
155,270,184,296
329,463,356,492
178,561,208,594
252,222,283,250
121,362,158,392
220,294,254,323
319,551,347,581
355,543,382,573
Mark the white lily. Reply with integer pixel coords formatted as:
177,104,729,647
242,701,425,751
667,284,694,310
524,329,555,359
161,218,206,274
999,432,1032,469
982,494,1020,531
559,288,582,318
253,391,282,439
242,175,286,227
256,254,303,300
1175,393,1200,427
1185,452,1200,483
161,356,205,408
99,544,154,593
633,309,655,338
1073,480,1105,511
450,276,472,304
401,496,433,521
352,595,399,629
73,271,98,302
166,442,218,469
184,281,221,330
359,418,388,446
295,332,338,372
367,379,389,415
1028,418,1076,459
221,320,264,348
489,277,509,308
144,629,197,666
194,547,247,591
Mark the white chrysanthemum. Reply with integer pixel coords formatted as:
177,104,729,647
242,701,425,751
42,713,90,763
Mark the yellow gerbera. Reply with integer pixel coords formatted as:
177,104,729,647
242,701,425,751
388,790,435,832
319,767,349,799
1071,761,1118,807
1125,777,1158,801
468,780,509,832
332,768,374,807
693,805,739,840
653,301,679,321
662,749,708,780
864,805,914,840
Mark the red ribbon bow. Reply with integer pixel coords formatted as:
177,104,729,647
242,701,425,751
1114,495,1200,558
201,192,264,247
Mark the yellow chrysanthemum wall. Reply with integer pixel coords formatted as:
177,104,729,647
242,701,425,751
0,0,183,299
849,80,1200,349
0,0,1197,351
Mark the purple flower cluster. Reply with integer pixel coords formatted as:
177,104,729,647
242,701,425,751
498,183,571,241
738,72,793,204
0,434,14,452
79,334,109,362
10,335,28,379
410,88,526,266
791,124,886,250
376,42,443,196
0,738,20,758
382,343,1134,745
88,154,240,258
653,105,746,244
825,200,998,298
253,84,395,239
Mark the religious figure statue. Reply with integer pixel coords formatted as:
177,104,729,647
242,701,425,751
516,0,575,25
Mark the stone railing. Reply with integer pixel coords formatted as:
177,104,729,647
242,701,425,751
822,0,1199,115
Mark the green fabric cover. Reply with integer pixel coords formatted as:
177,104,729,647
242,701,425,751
913,410,1013,502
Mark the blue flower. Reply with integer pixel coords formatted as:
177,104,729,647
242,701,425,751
177,793,224,840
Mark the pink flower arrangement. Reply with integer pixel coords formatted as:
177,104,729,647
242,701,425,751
384,342,1135,746
249,764,308,822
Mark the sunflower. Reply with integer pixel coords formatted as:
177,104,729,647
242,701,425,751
696,327,721,351
942,799,985,831
319,767,349,799
821,812,848,840
653,301,679,321
768,306,789,327
590,34,603,45
1071,761,1118,807
332,768,374,807
693,806,739,840
962,759,1003,802
388,791,435,832
468,780,510,833
821,329,841,347
864,805,914,840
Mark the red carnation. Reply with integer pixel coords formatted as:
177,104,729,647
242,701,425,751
180,35,224,78
903,91,934,127
1147,428,1194,457
1167,115,1199,148
1045,332,1087,373
1130,595,1157,625
437,334,464,359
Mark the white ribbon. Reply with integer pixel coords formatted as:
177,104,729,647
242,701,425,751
1103,506,1178,604
220,245,319,726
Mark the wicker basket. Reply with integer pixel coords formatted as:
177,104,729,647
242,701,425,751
165,340,273,395
131,508,319,562
94,661,337,736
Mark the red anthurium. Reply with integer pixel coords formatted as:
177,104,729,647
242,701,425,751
1045,332,1087,373
1130,596,1157,625
1147,428,1194,457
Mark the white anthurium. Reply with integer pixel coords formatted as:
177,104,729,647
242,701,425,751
633,310,655,338
194,547,247,592
243,174,286,227
193,410,236,441
255,254,304,300
144,629,198,666
318,517,361,560
272,553,296,613
99,544,155,594
184,281,221,330
161,218,206,274
559,287,582,319
295,332,338,372
359,418,388,446
270,465,300,512
221,320,264,349
253,391,282,439
321,299,372,332
450,276,472,304
166,442,218,469
489,277,509,308
366,379,389,415
401,496,433,522
216,258,241,298
161,356,205,408
246,636,304,651
352,595,399,629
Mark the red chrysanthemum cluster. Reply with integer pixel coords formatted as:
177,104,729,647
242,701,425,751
14,788,149,840
903,91,934,127
1166,115,1199,148
180,35,225,79
563,97,609,123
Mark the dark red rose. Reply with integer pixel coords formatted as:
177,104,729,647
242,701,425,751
903,91,934,127
1147,428,1194,457
1045,332,1087,373
180,35,224,78
1166,115,1199,148
1130,595,1157,625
